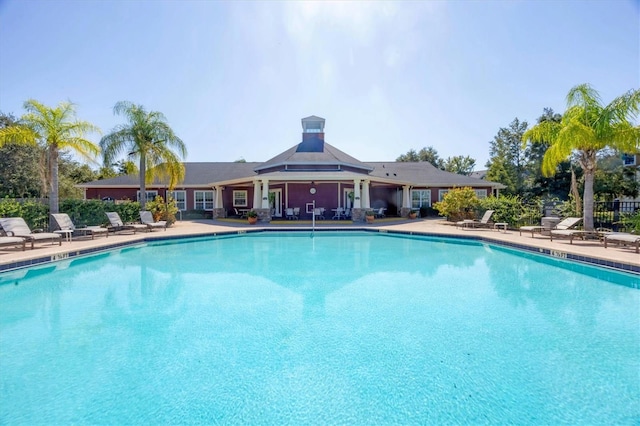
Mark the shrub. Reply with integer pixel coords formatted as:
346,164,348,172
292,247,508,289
146,196,178,226
100,200,141,224
0,197,48,229
433,187,479,221
620,210,640,233
479,195,526,227
60,199,108,226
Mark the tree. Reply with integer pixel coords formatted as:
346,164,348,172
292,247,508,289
397,146,445,169
486,118,528,195
100,101,187,208
522,84,640,231
0,112,44,198
521,108,572,200
443,155,476,175
593,151,639,201
0,101,100,226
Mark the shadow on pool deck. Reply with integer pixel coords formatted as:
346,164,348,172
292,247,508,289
0,218,638,274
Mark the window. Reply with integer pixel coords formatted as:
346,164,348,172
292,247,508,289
438,190,449,202
194,191,215,210
167,190,186,211
411,189,431,208
233,190,248,207
474,189,488,199
136,190,158,202
622,153,637,166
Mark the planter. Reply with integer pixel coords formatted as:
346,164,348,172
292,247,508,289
365,215,375,224
248,216,258,225
409,212,417,219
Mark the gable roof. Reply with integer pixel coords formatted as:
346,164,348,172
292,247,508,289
254,141,373,172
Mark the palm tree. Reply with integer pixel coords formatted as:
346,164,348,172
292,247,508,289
523,84,640,231
100,101,187,208
0,100,100,228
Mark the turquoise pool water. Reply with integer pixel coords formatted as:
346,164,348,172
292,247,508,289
1,232,638,424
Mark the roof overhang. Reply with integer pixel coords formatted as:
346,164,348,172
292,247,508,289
208,171,411,187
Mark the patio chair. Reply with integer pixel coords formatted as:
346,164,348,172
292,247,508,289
284,207,295,220
0,235,28,251
293,207,300,219
456,210,495,229
105,212,148,234
519,216,582,238
0,217,61,246
140,211,167,231
374,207,386,218
603,232,640,254
51,213,108,240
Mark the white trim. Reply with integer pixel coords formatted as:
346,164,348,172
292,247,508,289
194,190,215,210
233,190,248,207
167,190,186,211
411,189,431,208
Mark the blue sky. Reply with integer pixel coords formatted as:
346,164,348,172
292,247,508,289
0,0,638,170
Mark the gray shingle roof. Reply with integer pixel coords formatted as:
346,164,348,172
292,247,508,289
79,158,503,189
255,141,372,172
365,162,502,188
77,162,259,187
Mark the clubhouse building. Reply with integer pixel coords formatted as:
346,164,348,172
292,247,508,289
78,116,504,221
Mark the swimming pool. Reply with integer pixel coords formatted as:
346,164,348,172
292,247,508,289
1,231,638,424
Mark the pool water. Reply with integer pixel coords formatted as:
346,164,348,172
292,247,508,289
1,232,638,424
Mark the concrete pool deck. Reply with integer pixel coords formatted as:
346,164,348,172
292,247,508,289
0,218,638,275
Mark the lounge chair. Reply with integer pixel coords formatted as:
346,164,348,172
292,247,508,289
0,236,27,251
51,213,108,240
603,232,640,254
140,211,167,231
519,216,582,238
0,217,62,246
105,212,148,234
456,210,495,229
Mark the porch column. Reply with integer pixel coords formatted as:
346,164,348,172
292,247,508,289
215,186,224,209
253,181,261,208
362,180,371,208
261,179,270,209
353,179,361,208
402,185,411,208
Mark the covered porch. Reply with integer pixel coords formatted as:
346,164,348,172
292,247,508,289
209,172,415,222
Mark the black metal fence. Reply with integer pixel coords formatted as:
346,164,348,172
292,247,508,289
594,201,640,231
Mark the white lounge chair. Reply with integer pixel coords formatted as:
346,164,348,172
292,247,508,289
520,216,582,238
51,213,108,240
457,210,494,229
0,217,62,246
140,211,167,231
0,236,27,251
603,232,640,254
105,212,148,234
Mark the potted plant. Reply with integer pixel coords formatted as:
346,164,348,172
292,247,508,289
365,210,375,223
246,209,258,224
408,209,418,219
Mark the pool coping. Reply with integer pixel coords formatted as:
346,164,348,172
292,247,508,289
0,227,638,278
